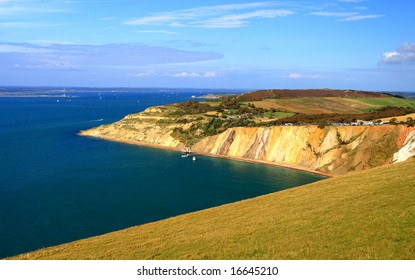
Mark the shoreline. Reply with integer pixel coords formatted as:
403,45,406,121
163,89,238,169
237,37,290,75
78,131,332,178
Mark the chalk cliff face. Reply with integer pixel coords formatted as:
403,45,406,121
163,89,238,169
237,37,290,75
193,125,415,175
393,130,415,163
80,108,415,175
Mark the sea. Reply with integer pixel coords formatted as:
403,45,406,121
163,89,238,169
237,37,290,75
0,87,329,258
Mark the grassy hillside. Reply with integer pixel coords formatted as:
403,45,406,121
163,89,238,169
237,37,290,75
11,159,415,260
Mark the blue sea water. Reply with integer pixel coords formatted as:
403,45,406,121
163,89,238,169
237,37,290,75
0,89,324,258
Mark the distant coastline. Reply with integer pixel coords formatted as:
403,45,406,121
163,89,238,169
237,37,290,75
1,86,414,98
0,94,76,98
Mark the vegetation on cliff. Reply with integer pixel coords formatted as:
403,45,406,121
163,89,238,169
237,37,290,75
238,88,389,100
166,89,415,145
11,159,415,260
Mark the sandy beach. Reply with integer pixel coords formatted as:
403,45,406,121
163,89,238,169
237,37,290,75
78,131,331,178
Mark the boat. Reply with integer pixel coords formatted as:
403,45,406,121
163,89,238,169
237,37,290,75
192,156,196,161
181,154,189,158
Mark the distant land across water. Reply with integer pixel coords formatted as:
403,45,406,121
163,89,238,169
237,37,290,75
0,87,325,258
1,86,414,98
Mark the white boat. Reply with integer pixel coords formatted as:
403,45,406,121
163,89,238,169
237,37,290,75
192,156,196,161
181,154,189,158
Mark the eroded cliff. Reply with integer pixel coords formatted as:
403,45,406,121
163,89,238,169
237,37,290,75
79,106,185,149
193,125,415,175
79,106,415,176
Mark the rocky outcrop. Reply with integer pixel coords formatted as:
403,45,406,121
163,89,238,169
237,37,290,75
193,125,415,175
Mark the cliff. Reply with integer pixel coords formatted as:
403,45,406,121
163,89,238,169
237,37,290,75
79,105,415,176
79,106,185,150
193,125,415,175
393,130,415,163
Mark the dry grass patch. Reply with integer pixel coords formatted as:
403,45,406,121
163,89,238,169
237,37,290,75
378,113,415,123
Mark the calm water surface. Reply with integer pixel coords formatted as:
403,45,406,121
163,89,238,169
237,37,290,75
0,89,324,258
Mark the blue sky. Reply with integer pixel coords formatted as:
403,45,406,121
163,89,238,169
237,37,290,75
0,0,414,90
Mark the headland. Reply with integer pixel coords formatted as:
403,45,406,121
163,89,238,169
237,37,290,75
79,88,415,176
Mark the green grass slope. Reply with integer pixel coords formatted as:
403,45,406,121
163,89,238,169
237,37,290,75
10,160,415,260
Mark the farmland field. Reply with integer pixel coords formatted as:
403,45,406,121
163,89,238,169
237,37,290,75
251,97,415,114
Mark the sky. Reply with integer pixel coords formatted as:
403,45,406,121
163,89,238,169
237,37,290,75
0,0,414,91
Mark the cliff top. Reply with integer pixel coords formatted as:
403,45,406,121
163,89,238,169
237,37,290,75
85,90,415,147
239,88,391,101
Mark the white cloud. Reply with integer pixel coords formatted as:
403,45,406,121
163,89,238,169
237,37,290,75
383,51,399,60
203,71,216,77
172,71,216,78
128,71,157,77
0,21,65,28
400,42,415,52
124,2,293,29
25,60,78,70
287,73,302,79
126,15,178,26
127,70,217,78
173,72,200,77
0,42,223,70
311,12,358,17
382,43,415,64
0,0,69,15
285,73,324,79
311,9,383,22
0,43,50,53
340,14,383,21
197,9,293,28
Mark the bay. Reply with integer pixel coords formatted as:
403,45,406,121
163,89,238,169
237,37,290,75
0,89,324,258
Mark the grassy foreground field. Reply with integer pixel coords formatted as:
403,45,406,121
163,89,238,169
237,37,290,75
10,160,415,260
